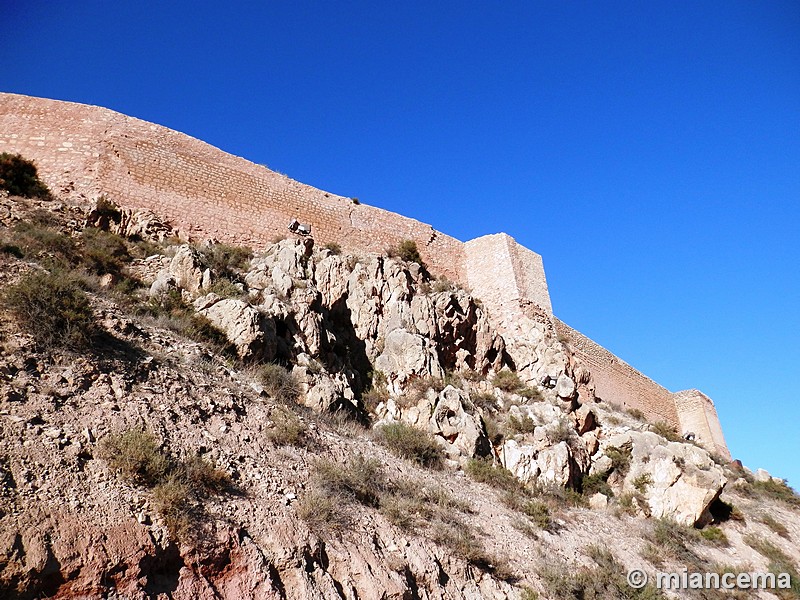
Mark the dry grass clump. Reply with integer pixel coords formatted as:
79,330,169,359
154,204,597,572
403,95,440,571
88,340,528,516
492,370,524,393
650,421,684,443
743,535,800,598
507,414,537,435
760,514,791,539
538,545,663,600
100,429,230,538
641,518,702,569
751,479,800,508
465,458,523,493
196,242,252,277
257,363,301,402
266,406,307,447
299,455,499,573
374,422,444,469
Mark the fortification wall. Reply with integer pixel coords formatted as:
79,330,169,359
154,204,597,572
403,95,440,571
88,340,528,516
554,319,681,427
0,93,465,281
0,92,730,459
673,390,731,460
464,233,552,327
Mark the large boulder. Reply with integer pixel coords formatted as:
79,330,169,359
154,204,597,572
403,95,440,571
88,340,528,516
601,431,726,526
375,329,444,393
169,245,212,293
194,294,276,362
428,386,492,460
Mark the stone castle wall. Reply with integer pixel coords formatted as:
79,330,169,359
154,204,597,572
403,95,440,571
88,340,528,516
0,92,466,281
0,92,730,458
554,319,681,425
673,390,731,460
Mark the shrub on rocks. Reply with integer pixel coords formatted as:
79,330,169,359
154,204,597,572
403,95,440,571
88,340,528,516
0,153,51,199
375,422,444,469
3,270,96,351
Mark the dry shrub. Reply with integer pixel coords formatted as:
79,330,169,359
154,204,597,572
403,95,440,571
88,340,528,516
375,422,444,469
100,429,170,486
258,363,301,402
267,407,307,446
3,270,96,351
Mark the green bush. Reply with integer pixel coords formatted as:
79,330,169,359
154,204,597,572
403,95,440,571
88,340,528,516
581,472,613,497
507,414,537,435
3,270,96,350
0,153,51,199
375,422,444,469
651,421,684,443
387,239,424,266
80,227,131,275
606,445,632,476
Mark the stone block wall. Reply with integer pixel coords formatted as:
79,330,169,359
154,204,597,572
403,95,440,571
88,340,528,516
673,390,731,460
554,319,681,425
0,93,465,281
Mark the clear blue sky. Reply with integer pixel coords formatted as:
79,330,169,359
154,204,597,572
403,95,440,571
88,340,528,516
2,1,798,487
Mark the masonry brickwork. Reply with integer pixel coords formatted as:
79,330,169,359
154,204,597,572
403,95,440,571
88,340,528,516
0,92,730,458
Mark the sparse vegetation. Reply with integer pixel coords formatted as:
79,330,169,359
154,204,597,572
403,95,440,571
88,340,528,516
387,239,425,266
0,153,51,199
699,525,729,546
101,429,230,538
606,445,632,477
761,514,791,539
267,406,307,446
538,546,663,599
197,242,252,277
651,421,683,443
507,414,537,435
751,478,800,508
493,369,524,393
581,471,614,497
323,241,342,254
375,422,444,469
743,535,800,599
80,227,132,276
465,458,523,493
257,363,300,402
644,518,701,568
3,270,97,351
633,473,653,493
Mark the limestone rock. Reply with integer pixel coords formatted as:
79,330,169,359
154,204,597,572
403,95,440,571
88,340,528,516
429,385,492,459
500,439,539,484
194,294,276,362
169,244,212,293
375,329,444,393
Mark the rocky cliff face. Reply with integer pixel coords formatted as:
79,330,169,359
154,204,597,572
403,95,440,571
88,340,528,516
0,194,798,599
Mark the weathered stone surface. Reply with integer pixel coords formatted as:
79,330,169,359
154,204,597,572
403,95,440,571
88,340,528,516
500,439,539,484
195,294,276,362
375,329,444,393
169,245,212,293
429,386,492,459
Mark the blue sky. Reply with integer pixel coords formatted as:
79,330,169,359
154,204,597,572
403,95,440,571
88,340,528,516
2,1,798,486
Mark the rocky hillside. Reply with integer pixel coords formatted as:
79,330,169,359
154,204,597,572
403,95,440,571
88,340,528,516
0,172,798,599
